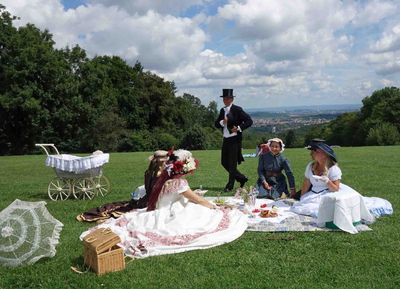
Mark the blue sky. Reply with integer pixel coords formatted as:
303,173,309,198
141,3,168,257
3,0,400,109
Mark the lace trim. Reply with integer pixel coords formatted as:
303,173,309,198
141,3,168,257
123,207,231,254
160,178,189,196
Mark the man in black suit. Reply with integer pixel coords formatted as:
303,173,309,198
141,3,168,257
215,89,253,192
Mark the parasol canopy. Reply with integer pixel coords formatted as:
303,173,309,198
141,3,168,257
0,199,63,267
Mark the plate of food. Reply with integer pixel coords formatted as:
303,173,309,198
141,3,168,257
259,206,279,218
259,210,278,218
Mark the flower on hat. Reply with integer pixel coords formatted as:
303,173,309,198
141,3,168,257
165,149,198,176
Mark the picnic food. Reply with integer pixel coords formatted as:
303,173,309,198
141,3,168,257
259,209,278,218
260,203,268,208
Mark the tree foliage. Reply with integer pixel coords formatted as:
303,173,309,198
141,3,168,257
0,6,219,155
302,87,400,147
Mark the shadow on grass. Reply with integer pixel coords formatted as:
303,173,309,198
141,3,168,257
70,255,93,275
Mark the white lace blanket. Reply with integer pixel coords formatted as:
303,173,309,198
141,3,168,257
45,153,109,173
205,197,376,233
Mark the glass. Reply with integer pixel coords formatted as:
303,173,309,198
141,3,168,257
248,187,259,207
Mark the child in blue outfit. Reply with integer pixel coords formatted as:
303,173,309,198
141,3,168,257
255,138,296,199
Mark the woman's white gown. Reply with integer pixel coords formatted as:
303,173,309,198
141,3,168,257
80,178,248,258
291,162,392,219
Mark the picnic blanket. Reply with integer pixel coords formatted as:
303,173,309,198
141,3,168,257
206,197,373,233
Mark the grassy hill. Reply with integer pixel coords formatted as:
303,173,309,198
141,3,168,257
0,146,399,289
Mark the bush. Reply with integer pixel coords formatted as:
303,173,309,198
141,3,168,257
125,130,158,152
180,126,208,150
366,122,400,146
156,133,178,150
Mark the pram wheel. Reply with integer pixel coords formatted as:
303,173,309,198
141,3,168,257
48,177,71,201
95,175,111,197
72,178,96,200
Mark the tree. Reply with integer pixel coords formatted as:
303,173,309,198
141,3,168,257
284,130,296,148
0,5,225,154
325,112,362,146
180,125,208,150
366,123,400,146
0,11,70,154
357,87,400,145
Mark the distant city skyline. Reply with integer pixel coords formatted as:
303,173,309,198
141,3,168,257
2,0,400,109
247,103,361,113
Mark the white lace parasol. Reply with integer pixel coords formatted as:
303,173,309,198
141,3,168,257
0,199,63,267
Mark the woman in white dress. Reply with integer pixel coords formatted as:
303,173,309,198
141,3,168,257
291,139,343,217
291,140,391,220
80,149,248,258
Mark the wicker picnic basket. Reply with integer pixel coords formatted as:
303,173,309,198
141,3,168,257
83,228,125,275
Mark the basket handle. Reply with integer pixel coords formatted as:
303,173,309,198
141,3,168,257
85,236,97,243
101,228,112,234
85,228,113,242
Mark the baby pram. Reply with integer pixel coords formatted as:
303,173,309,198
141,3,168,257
36,144,111,201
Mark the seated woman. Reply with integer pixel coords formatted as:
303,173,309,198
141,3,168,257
291,140,393,220
80,149,248,258
76,150,169,222
255,138,296,199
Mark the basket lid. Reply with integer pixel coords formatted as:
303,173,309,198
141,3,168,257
83,228,121,254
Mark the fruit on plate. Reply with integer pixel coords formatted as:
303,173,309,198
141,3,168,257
260,203,267,208
252,208,260,213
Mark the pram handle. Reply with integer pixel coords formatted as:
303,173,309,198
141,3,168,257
35,143,60,156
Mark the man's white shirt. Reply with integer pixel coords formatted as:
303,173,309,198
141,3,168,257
219,104,240,138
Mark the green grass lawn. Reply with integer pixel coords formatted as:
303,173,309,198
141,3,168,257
0,146,399,289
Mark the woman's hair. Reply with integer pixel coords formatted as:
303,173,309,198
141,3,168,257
144,152,168,193
146,149,197,211
311,156,337,175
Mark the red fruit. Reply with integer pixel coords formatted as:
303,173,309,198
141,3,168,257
252,209,260,213
260,203,267,208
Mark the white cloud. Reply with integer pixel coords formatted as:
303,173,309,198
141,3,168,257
214,0,355,78
361,81,372,90
3,0,207,72
371,23,400,53
351,0,398,27
380,79,394,87
2,0,400,108
364,21,400,75
88,0,209,16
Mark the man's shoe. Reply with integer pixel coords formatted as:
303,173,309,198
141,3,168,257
224,187,232,192
239,177,248,188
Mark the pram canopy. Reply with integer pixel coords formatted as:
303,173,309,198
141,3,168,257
45,153,110,174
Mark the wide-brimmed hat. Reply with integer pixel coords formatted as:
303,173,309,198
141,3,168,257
305,138,326,149
307,141,337,162
220,88,235,98
148,150,169,161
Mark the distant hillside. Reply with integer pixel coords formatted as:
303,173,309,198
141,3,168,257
247,103,361,114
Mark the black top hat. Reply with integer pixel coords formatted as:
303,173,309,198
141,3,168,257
220,88,235,98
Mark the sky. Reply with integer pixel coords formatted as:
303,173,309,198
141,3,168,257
2,0,400,109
